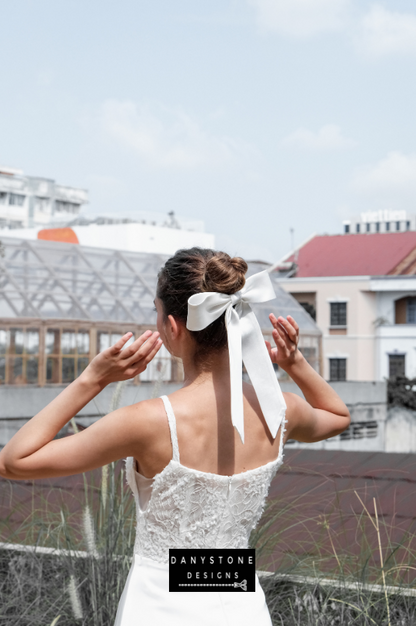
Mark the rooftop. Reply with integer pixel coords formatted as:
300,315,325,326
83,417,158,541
0,238,320,333
279,232,416,278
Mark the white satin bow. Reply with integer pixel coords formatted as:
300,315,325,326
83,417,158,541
186,270,287,443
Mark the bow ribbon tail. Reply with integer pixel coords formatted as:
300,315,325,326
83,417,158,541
226,306,245,444
239,304,286,439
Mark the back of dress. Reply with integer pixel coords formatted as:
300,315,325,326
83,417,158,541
116,395,286,626
126,396,286,564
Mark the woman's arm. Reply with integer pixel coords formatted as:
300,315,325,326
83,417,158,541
266,314,350,442
0,330,162,479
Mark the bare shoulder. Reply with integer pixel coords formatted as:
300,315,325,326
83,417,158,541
120,397,168,444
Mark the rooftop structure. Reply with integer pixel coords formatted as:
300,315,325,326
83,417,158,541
343,210,415,235
276,232,416,278
0,238,321,387
0,209,215,256
0,166,88,229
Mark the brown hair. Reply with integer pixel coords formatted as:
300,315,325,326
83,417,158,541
156,248,248,362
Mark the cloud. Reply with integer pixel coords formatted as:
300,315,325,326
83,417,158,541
353,151,416,194
281,124,357,151
357,5,416,57
99,100,255,170
247,0,350,37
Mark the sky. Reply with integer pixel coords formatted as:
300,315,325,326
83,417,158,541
1,0,416,262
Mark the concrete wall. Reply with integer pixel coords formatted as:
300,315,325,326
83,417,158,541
385,406,416,453
0,382,182,448
280,381,387,452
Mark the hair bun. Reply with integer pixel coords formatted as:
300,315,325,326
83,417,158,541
203,252,247,294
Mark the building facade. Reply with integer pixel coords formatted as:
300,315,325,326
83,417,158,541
0,238,321,388
0,166,88,229
276,231,416,382
279,275,416,382
343,210,416,235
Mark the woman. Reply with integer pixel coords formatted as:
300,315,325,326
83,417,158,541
0,248,350,625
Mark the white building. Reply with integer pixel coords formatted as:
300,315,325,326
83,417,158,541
0,215,215,256
343,210,415,235
0,167,215,255
0,166,88,228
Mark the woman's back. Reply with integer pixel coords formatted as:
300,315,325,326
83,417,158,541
134,379,286,481
127,394,286,565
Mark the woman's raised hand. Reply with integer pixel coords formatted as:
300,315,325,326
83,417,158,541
265,314,301,371
81,330,162,388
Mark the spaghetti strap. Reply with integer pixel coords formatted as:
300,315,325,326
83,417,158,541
160,396,180,463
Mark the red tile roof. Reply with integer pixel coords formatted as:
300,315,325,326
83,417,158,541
283,232,416,277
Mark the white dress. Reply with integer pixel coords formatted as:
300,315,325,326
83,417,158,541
114,395,286,626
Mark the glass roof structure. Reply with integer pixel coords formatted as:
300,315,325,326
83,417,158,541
0,238,321,336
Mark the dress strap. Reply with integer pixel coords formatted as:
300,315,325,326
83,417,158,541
160,396,180,463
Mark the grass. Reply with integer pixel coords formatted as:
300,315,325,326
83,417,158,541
251,475,416,625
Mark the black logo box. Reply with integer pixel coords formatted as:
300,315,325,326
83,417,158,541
169,549,256,592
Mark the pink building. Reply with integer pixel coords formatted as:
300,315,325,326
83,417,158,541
275,231,416,382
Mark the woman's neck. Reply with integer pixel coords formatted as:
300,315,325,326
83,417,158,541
181,348,230,387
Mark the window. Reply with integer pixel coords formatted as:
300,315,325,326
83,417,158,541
0,330,6,383
299,302,316,321
97,331,128,353
0,192,7,204
366,223,370,232
329,358,346,381
46,328,91,384
36,197,50,212
386,222,390,231
340,421,378,440
55,200,80,213
356,223,360,233
330,302,347,326
9,193,25,206
376,222,380,232
344,224,350,234
389,354,405,378
140,344,172,382
406,221,411,231
407,298,416,324
0,327,40,384
396,221,401,231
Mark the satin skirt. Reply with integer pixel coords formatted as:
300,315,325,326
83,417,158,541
114,554,272,626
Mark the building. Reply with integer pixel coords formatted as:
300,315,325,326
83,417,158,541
1,218,215,256
0,237,321,389
343,210,415,235
275,231,416,382
0,210,215,256
0,166,88,229
0,167,214,255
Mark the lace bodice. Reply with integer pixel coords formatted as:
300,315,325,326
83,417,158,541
125,396,286,564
